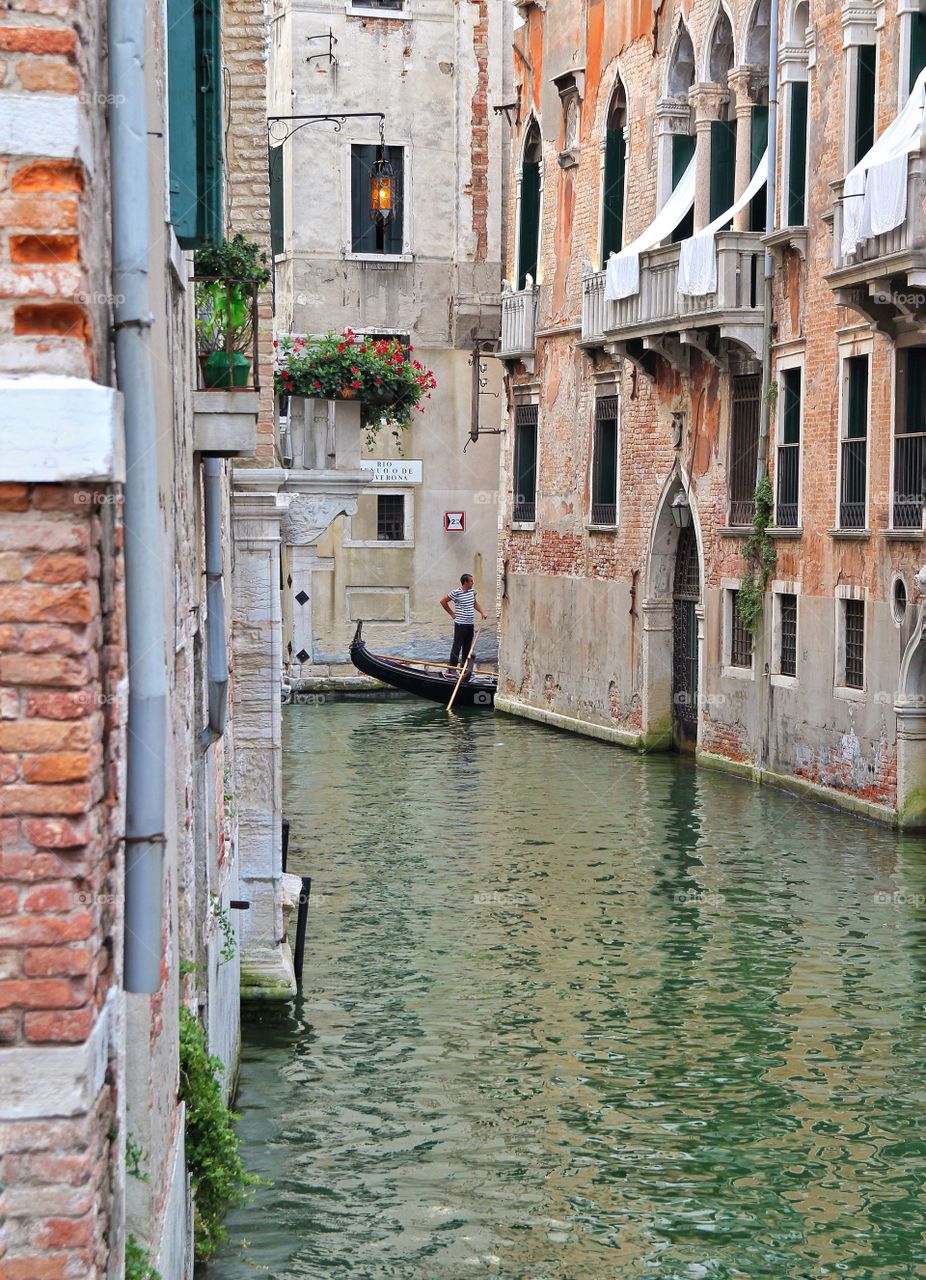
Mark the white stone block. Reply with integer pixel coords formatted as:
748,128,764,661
0,375,124,483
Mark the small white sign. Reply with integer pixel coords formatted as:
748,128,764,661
360,459,422,484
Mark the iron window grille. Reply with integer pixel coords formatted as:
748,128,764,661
776,368,801,528
729,590,753,668
591,397,619,525
893,347,926,530
513,404,538,523
840,356,868,529
729,373,761,526
778,593,797,677
377,494,405,541
843,598,865,689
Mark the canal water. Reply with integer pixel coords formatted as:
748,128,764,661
214,702,926,1279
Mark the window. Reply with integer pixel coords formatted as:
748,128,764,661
728,373,762,526
853,44,876,165
777,592,798,677
776,366,802,527
591,397,619,525
351,144,404,255
518,122,542,290
710,118,737,223
786,82,808,225
352,0,403,9
749,104,769,231
840,355,869,528
728,590,753,668
670,133,696,241
893,347,926,529
513,404,538,522
377,494,405,541
841,598,865,690
602,86,627,259
167,0,223,248
912,12,926,92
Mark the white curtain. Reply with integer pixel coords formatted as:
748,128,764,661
841,65,926,258
604,157,696,300
677,151,769,296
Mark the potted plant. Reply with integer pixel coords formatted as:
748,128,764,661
194,234,270,390
273,330,437,448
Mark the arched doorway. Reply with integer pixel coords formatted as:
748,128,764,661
672,523,700,746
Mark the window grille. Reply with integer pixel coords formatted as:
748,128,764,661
844,598,864,689
353,0,403,8
513,404,538,522
729,373,761,525
779,593,797,677
894,348,926,529
729,590,752,668
840,356,868,529
776,368,801,528
377,494,405,541
591,397,619,525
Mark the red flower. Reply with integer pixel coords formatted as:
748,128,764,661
352,379,361,389
313,380,322,390
351,366,360,374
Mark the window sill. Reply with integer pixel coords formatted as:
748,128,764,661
344,251,413,265
834,683,867,703
722,663,755,682
510,521,536,532
883,528,926,541
770,672,799,689
718,526,752,538
829,527,871,540
586,522,619,533
347,5,409,18
768,526,803,539
343,539,415,550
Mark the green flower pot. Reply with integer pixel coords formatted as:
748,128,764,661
203,350,251,389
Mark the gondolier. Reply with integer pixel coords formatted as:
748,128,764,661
440,573,488,672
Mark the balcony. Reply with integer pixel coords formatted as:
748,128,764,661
580,233,766,369
500,286,539,367
825,154,926,335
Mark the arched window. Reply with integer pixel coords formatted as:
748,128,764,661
601,81,627,259
517,120,542,290
707,8,736,222
782,0,809,226
745,0,771,230
666,23,696,240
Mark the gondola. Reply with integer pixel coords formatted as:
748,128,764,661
349,623,496,708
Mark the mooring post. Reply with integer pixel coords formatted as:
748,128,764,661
293,875,312,987
282,817,290,874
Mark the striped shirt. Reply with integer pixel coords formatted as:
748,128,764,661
449,586,476,625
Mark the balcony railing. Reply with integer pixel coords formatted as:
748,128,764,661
839,438,868,529
500,286,539,361
829,155,926,276
580,233,765,356
893,431,926,530
193,276,261,392
775,443,800,528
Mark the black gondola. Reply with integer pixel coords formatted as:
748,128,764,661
349,623,496,708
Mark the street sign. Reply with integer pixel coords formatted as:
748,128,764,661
444,511,465,531
359,459,422,484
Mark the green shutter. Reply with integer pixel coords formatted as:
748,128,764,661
167,0,223,248
854,45,876,164
351,144,404,255
269,145,284,260
518,160,540,289
847,356,869,439
710,119,736,223
749,105,769,231
904,348,926,434
787,82,808,226
671,133,695,242
601,128,626,259
515,422,537,504
911,12,926,92
782,368,801,444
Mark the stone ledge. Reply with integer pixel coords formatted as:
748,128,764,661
0,1004,108,1120
494,694,651,749
193,390,260,457
0,375,124,483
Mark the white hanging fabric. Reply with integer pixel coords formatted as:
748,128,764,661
604,157,696,301
677,150,769,296
841,65,926,258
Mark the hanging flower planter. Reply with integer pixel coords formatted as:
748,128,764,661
274,330,437,448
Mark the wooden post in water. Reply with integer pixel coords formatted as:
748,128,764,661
294,875,312,987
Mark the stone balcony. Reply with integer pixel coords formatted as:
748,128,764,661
500,286,539,367
193,390,259,457
580,232,766,370
825,154,926,335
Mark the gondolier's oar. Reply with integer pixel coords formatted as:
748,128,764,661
447,619,484,713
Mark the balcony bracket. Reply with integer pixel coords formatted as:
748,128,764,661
643,335,688,375
679,329,722,370
718,322,764,362
605,340,654,383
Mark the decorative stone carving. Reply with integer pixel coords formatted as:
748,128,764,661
281,493,359,545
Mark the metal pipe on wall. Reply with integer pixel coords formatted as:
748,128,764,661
203,457,229,742
756,0,781,484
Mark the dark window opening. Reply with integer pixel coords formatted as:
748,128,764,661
377,494,405,541
779,593,797,677
592,398,619,525
894,347,926,529
518,123,542,290
351,143,404,255
843,598,865,689
269,144,284,261
840,355,868,528
352,0,403,8
729,373,761,526
671,133,695,242
729,590,753,668
749,104,769,231
710,117,736,224
912,12,926,92
854,44,876,165
514,404,538,522
602,88,627,260
776,367,801,527
787,81,808,225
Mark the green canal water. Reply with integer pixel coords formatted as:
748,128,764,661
214,702,926,1279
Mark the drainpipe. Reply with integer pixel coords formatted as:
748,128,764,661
203,457,228,743
111,0,168,994
756,0,780,483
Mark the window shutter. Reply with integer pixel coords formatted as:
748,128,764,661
854,45,876,164
847,356,869,439
749,105,768,231
787,83,808,226
269,145,284,260
912,12,926,92
517,160,540,289
601,127,625,259
167,0,223,248
709,119,736,223
670,133,695,242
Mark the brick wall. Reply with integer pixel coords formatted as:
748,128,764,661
0,481,124,1280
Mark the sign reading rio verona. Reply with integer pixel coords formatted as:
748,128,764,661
359,459,423,484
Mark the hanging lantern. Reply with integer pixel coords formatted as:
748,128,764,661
670,491,692,529
370,148,395,226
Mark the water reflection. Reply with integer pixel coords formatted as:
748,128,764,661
213,703,926,1279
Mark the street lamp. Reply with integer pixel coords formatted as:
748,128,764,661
370,148,395,226
670,490,692,529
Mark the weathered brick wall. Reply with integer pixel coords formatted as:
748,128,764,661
0,481,124,1279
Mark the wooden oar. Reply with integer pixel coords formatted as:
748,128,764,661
368,652,496,676
447,619,484,713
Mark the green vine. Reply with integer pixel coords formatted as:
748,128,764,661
736,474,777,635
125,1235,160,1280
178,1005,256,1262
211,894,237,964
125,1136,148,1182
